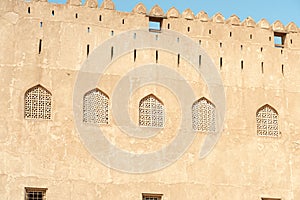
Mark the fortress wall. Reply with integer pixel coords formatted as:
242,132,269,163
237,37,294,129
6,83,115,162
0,0,300,199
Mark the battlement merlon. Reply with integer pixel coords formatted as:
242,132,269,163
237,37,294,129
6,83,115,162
0,0,299,51
4,0,297,32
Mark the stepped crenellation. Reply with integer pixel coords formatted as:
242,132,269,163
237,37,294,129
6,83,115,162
22,0,299,33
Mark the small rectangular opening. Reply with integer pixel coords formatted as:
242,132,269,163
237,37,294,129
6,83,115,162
134,49,136,62
199,55,202,67
177,54,180,67
220,57,223,69
149,17,163,32
274,32,286,48
156,50,158,63
87,44,90,57
241,60,244,70
38,39,42,54
111,46,114,60
261,198,281,200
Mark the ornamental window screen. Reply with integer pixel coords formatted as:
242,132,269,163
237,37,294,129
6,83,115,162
192,97,216,132
83,89,109,124
25,187,47,200
256,105,279,137
139,95,164,128
24,85,52,120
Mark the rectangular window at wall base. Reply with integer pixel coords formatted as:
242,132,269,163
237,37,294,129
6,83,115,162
25,187,47,200
261,198,281,200
142,193,163,200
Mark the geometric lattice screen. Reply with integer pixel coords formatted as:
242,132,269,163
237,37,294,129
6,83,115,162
83,89,109,124
192,97,216,132
139,94,164,128
256,104,279,137
24,85,52,120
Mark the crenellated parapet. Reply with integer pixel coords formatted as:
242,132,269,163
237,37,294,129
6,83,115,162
8,0,300,33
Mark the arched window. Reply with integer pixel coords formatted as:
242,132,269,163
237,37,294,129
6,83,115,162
24,85,52,120
192,97,216,132
256,104,279,137
83,89,109,124
139,94,164,128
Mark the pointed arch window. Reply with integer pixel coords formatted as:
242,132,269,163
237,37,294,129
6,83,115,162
139,94,164,128
83,89,109,124
256,104,279,137
24,85,52,120
192,97,216,132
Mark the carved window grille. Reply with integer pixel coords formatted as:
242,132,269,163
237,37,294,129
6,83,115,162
25,187,47,200
192,97,216,132
24,85,52,120
139,95,164,128
83,89,109,124
256,105,279,137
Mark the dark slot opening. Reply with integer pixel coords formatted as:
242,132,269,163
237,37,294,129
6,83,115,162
134,49,136,62
87,44,90,57
38,39,42,54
